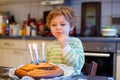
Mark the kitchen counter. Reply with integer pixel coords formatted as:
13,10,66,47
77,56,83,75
0,36,56,40
0,36,120,42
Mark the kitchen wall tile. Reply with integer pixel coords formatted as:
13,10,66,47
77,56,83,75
70,0,82,4
112,3,120,16
70,5,81,17
81,0,93,2
70,3,81,34
112,0,120,3
90,0,102,2
101,16,112,27
101,3,112,16
101,0,112,3
76,16,81,34
81,0,102,3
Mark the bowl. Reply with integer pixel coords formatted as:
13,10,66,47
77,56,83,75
101,26,117,37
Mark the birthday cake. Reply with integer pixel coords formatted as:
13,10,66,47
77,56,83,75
14,62,64,79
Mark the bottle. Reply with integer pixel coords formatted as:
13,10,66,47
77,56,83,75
2,22,6,36
0,15,3,36
22,26,26,36
30,23,37,36
5,18,10,36
1,16,6,36
0,23,2,36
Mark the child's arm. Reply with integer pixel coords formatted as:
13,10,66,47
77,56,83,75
62,38,85,74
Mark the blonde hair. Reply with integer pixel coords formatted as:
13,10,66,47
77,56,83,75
46,6,77,28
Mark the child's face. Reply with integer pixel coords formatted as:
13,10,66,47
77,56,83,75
50,15,71,38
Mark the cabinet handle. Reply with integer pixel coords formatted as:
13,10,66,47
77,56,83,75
13,51,22,53
4,42,14,46
84,52,110,57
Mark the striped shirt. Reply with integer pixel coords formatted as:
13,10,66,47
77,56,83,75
46,37,85,74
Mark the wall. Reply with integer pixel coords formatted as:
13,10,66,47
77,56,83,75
0,2,53,25
0,0,120,35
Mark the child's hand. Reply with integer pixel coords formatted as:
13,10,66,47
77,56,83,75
57,34,69,49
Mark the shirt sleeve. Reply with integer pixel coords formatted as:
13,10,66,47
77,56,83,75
62,38,85,75
62,45,72,56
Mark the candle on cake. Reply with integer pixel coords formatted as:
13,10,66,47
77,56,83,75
42,42,46,62
28,44,34,63
32,43,39,64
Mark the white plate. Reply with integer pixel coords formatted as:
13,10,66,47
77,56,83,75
8,64,74,80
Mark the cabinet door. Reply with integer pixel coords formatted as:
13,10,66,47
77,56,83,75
0,39,28,67
0,49,8,67
81,2,101,37
10,49,29,67
0,49,29,67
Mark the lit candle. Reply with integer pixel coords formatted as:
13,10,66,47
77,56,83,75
33,43,39,64
42,42,46,62
28,44,34,63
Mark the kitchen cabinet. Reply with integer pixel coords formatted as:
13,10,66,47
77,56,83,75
0,49,28,67
0,39,52,67
0,39,28,67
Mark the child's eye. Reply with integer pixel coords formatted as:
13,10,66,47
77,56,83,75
61,24,66,26
51,24,56,26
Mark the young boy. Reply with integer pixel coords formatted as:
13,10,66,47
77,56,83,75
46,6,84,75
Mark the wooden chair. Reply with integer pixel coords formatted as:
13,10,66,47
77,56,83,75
82,61,98,76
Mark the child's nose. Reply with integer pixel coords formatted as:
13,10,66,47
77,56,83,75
56,25,62,29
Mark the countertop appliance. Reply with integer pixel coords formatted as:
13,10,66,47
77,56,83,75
82,41,116,79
